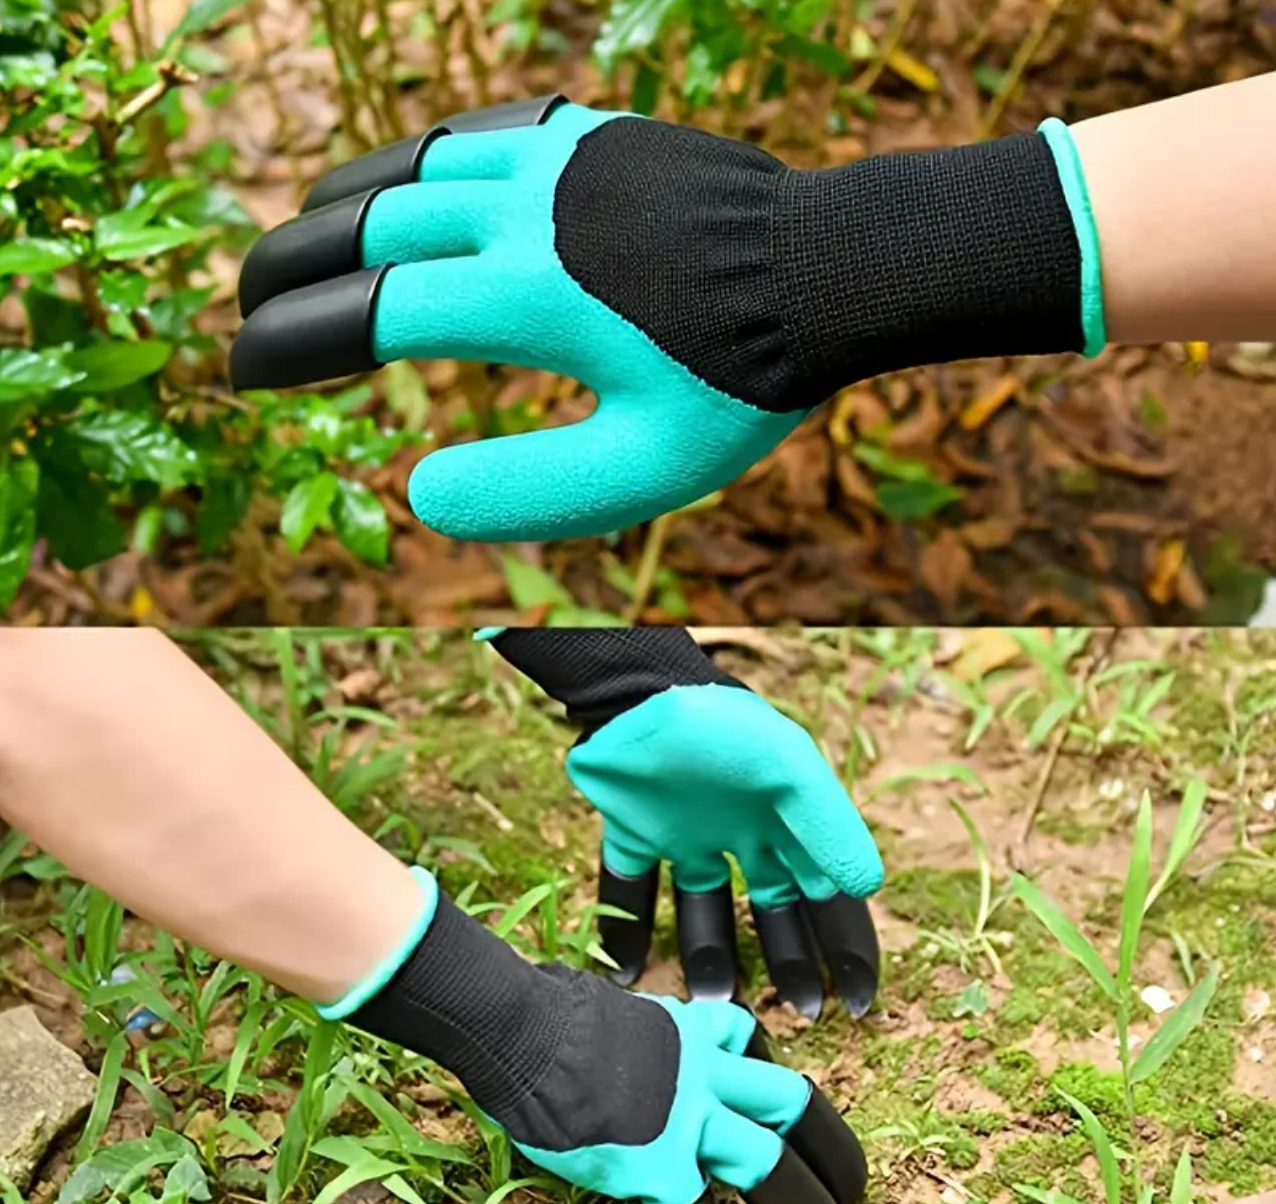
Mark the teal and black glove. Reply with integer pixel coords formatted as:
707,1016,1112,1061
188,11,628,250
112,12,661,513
321,867,868,1204
231,94,1105,542
490,628,884,1020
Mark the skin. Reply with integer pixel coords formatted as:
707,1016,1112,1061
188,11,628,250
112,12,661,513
0,630,422,1005
1071,71,1276,343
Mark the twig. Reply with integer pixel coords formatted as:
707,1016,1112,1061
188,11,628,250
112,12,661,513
1009,628,1120,871
979,0,1069,138
625,512,673,621
850,0,919,96
115,60,198,126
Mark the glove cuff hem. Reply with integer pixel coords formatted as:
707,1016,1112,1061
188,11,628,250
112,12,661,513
315,866,439,1021
1038,116,1107,358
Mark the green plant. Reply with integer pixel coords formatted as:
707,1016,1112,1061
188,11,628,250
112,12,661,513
1010,783,1218,1203
0,0,416,611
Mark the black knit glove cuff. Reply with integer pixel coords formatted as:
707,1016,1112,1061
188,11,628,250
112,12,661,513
490,627,747,737
344,891,681,1152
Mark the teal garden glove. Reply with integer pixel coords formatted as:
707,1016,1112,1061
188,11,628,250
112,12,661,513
322,867,868,1204
490,628,884,1019
231,94,1104,542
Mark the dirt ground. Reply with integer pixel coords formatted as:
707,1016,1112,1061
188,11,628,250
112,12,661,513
3,627,1276,1203
7,0,1276,627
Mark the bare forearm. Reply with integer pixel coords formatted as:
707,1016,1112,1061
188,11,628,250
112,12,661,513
1073,71,1276,344
0,631,420,1004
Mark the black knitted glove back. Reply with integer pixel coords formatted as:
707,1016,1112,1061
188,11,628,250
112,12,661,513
554,118,1084,413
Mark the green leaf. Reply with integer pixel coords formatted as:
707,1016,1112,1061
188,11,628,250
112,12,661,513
161,1155,210,1203
37,469,126,570
345,1081,473,1164
632,61,662,114
1013,1185,1089,1204
172,0,251,39
1129,963,1220,1084
332,479,388,567
0,347,85,404
1055,1088,1120,1204
75,1030,127,1161
196,473,251,552
0,456,38,609
1146,779,1207,914
1118,790,1154,989
876,479,964,520
1010,873,1117,998
56,411,199,489
501,553,573,610
594,0,684,74
1170,1146,1193,1204
96,221,203,261
0,238,78,276
280,472,338,554
953,979,990,1018
869,763,988,798
1027,695,1078,748
492,884,554,940
66,339,172,392
311,1162,400,1204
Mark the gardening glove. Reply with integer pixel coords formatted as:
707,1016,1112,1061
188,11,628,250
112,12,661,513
488,627,884,1020
321,867,869,1204
230,93,1104,542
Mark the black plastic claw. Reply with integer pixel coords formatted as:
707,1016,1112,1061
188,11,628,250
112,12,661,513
784,1081,869,1204
229,266,388,391
805,895,881,1019
597,863,659,988
744,1024,773,1064
301,94,569,213
239,190,380,319
675,883,740,1004
744,1146,836,1204
752,901,826,1021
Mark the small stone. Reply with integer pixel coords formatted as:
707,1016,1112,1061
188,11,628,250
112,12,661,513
0,1007,98,1192
1140,985,1176,1014
1244,987,1272,1023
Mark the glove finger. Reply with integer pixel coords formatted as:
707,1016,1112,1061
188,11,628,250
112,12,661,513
301,94,566,212
779,1081,870,1204
699,1104,785,1196
673,878,740,1006
742,1147,838,1204
237,180,506,320
407,386,804,542
706,1046,811,1131
805,894,881,1019
230,256,559,393
772,753,883,901
751,900,826,1021
597,852,659,989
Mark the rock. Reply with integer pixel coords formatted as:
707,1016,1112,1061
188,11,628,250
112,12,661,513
0,1006,98,1192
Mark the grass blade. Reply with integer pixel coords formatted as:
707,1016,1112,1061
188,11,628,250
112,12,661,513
1146,780,1207,915
1130,963,1220,1084
1171,1146,1193,1204
492,884,554,941
948,797,992,934
1056,1088,1120,1204
1011,874,1117,999
1118,791,1154,990
75,1030,127,1161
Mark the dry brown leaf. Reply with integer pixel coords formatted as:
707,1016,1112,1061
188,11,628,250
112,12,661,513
1147,540,1187,606
949,629,1025,680
959,375,1020,430
919,531,971,609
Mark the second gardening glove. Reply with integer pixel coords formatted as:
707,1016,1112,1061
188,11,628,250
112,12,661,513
322,867,868,1204
232,94,1104,542
489,628,884,1020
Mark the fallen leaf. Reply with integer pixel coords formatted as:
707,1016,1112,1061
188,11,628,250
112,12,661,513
960,375,1019,430
1147,540,1187,607
919,530,971,609
949,629,1025,680
885,47,940,92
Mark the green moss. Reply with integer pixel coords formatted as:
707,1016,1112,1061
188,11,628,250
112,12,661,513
986,1133,1089,1190
977,1049,1041,1109
881,868,982,930
1049,1062,1126,1123
1201,1094,1276,1194
958,1110,1012,1136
